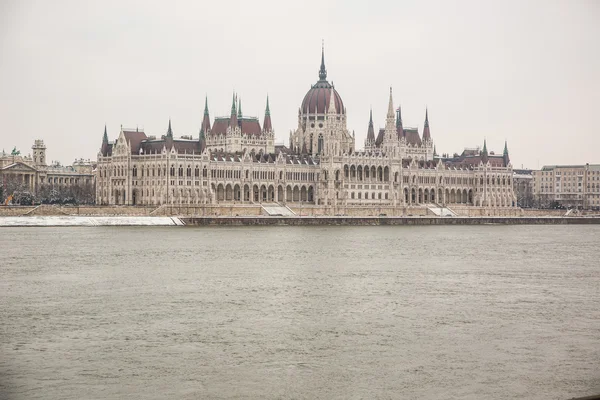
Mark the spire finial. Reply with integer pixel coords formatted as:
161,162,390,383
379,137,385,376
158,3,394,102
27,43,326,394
103,124,108,142
265,95,270,116
231,92,237,115
238,96,242,118
166,118,173,138
369,107,373,124
503,140,508,155
387,86,394,119
204,95,209,116
319,41,327,81
482,139,488,154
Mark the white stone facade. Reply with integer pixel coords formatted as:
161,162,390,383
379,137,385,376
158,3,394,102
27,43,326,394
96,50,516,210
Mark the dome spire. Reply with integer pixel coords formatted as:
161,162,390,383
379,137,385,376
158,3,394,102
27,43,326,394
319,40,327,81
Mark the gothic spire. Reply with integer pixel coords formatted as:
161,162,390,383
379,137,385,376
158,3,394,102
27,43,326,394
238,97,242,118
231,92,237,115
422,108,431,141
199,126,206,153
201,96,211,135
318,41,327,81
481,139,489,164
503,140,510,165
230,92,238,127
166,118,173,139
396,106,404,138
265,95,270,116
366,108,375,143
102,124,108,143
387,87,394,119
263,95,272,132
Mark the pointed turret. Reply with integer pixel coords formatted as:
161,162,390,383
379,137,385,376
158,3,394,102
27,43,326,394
386,87,394,119
166,118,173,139
318,41,327,81
101,125,109,155
198,127,206,153
229,93,238,128
327,88,336,114
503,140,510,165
433,145,438,157
366,108,375,146
481,139,489,164
396,106,404,138
237,97,242,119
263,95,272,132
200,95,211,135
422,108,431,141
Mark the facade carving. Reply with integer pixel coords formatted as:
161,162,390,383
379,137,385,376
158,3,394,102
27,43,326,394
96,48,516,209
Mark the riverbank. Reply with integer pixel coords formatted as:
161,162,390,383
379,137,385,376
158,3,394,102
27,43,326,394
2,215,600,226
182,216,600,226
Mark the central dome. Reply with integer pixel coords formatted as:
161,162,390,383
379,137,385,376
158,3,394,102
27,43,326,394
300,47,345,115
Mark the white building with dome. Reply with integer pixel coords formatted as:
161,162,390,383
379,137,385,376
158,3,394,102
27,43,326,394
95,47,516,212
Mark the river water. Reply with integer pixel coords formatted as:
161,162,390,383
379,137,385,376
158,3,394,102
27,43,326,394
1,225,599,399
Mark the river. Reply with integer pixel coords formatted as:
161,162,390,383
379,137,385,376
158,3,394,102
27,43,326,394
1,225,599,399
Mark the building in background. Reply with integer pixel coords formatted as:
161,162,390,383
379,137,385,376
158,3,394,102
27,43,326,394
0,140,95,205
532,164,600,210
513,169,534,208
96,48,516,210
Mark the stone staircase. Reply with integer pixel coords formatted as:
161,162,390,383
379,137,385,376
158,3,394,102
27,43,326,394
261,203,296,216
426,204,458,217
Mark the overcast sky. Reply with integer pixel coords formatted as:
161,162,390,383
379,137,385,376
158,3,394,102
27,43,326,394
1,0,598,169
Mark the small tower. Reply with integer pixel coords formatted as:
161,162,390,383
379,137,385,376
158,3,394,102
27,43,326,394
199,127,206,153
503,140,510,166
263,95,272,132
200,95,211,135
100,125,109,156
422,108,431,141
365,108,375,150
166,119,173,139
32,139,46,166
229,93,238,128
396,106,404,139
481,139,489,164
385,87,395,133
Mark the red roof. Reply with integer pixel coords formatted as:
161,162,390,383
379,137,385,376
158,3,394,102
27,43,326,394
403,129,422,146
123,130,148,154
300,81,345,115
209,117,263,136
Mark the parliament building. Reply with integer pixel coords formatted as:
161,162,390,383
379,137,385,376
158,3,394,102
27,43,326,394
96,48,516,212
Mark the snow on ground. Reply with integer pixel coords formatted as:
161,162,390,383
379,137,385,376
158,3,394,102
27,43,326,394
0,216,182,227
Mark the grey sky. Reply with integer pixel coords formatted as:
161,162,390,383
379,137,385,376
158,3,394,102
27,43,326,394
1,0,598,169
